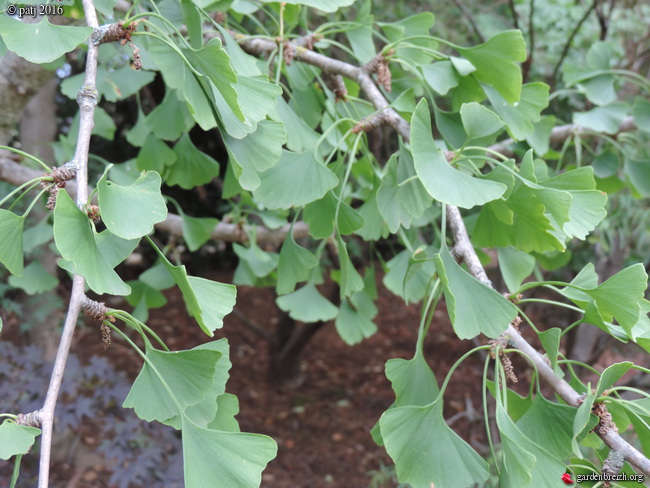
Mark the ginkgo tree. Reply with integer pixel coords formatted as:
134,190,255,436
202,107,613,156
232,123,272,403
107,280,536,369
1,0,650,487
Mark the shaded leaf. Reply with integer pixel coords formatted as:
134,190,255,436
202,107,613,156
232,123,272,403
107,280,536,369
8,261,58,294
169,134,220,189
0,421,40,460
434,246,518,339
276,233,318,295
0,16,91,64
411,99,506,208
98,167,167,239
276,283,338,322
0,210,25,276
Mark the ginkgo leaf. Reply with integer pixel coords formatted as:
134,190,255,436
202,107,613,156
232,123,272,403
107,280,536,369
0,16,91,64
276,232,319,295
434,246,518,339
169,134,220,189
411,99,506,208
54,191,135,296
150,242,236,335
97,166,167,240
0,210,25,276
484,83,549,141
276,283,338,322
123,345,222,426
224,120,287,191
254,150,338,209
456,30,527,104
0,421,40,460
335,292,377,345
380,401,489,488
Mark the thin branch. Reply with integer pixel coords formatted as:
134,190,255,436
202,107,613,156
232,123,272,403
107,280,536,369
37,0,99,485
450,0,485,43
551,0,598,81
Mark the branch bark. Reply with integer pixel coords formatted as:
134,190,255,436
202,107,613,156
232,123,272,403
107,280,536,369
37,1,99,486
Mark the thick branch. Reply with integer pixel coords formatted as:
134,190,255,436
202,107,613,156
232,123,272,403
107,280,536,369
37,1,99,486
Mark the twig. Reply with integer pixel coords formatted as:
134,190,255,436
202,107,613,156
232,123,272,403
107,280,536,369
37,0,99,486
451,0,485,43
551,0,598,81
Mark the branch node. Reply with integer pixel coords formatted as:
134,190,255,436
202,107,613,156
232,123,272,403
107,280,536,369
80,296,114,323
352,112,387,133
323,72,347,102
592,402,618,436
91,21,138,46
76,84,98,109
364,50,393,92
16,410,42,428
41,160,77,210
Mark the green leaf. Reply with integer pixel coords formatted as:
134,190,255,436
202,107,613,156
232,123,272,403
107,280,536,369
233,242,278,278
380,401,489,487
596,362,634,397
571,390,598,457
136,134,177,173
516,395,576,460
383,249,436,303
181,214,218,252
54,191,134,296
498,247,535,293
253,150,338,209
0,421,40,460
421,60,459,95
208,393,241,432
22,220,53,253
276,233,318,295
0,210,25,276
182,421,276,487
337,234,364,299
150,243,236,335
497,404,567,487
460,102,504,140
376,151,432,232
123,345,222,426
585,264,648,332
434,246,518,339
456,30,526,104
276,283,338,322
169,134,220,189
538,328,561,372
184,38,242,121
484,83,549,141
8,261,58,294
146,90,195,141
0,16,92,64
224,120,287,191
573,102,628,133
97,167,167,240
526,115,556,156
625,159,650,197
335,292,377,345
63,66,156,103
633,96,650,133
385,354,439,408
411,99,506,208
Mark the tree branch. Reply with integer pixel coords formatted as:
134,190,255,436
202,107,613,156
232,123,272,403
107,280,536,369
37,1,99,485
